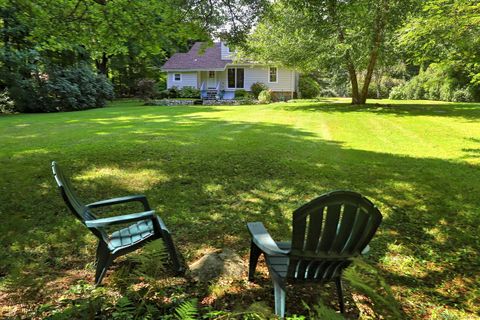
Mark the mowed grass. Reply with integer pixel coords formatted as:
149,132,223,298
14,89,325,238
0,98,479,318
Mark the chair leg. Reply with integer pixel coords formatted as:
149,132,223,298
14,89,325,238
248,241,262,281
161,230,184,275
95,243,113,286
335,277,345,313
273,280,286,318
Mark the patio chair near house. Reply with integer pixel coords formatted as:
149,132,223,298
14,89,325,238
247,190,383,318
51,161,184,285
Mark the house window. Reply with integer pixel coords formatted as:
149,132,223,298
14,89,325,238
269,67,277,83
209,71,215,78
174,73,181,81
227,68,244,89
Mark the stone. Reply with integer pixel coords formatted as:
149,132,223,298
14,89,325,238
202,99,240,106
187,248,245,283
145,99,197,106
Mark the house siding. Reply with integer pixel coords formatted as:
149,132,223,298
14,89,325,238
223,65,296,92
220,43,233,60
167,72,198,89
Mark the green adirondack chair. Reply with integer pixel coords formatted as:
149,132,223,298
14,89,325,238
52,161,184,285
247,190,383,318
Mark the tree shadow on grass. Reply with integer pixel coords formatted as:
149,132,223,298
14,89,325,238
281,100,480,120
1,105,479,317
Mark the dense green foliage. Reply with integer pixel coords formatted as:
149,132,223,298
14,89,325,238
0,89,14,113
244,0,417,104
298,76,321,99
159,86,180,99
136,79,159,102
392,0,480,102
179,86,201,99
3,60,113,113
250,82,268,99
257,89,272,104
45,64,114,111
244,0,479,103
234,89,252,100
389,63,478,102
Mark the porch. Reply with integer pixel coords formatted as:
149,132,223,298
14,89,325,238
197,69,244,100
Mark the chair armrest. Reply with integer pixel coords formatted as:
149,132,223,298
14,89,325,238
86,194,151,211
361,245,370,255
85,210,156,228
247,222,289,256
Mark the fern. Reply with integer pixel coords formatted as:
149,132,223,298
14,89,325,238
344,258,403,319
175,299,199,320
112,297,136,320
130,240,168,279
311,304,345,320
302,301,344,320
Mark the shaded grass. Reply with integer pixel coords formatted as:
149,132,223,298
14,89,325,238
0,98,479,318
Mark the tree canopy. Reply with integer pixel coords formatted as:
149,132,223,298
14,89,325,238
244,0,418,104
399,0,480,85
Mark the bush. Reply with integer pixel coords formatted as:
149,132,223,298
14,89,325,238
6,63,114,113
179,86,200,98
136,78,158,101
258,89,273,104
43,64,114,111
388,86,406,100
95,74,115,106
451,88,474,102
157,89,170,99
168,86,179,98
250,82,268,99
234,89,252,100
7,78,43,113
0,89,15,114
388,62,479,102
299,76,321,98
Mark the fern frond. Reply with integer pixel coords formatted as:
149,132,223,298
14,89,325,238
130,240,168,278
175,299,198,320
344,258,403,319
112,296,136,320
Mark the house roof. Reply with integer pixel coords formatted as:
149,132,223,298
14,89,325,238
161,42,232,71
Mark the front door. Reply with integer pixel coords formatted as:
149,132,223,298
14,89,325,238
207,71,216,89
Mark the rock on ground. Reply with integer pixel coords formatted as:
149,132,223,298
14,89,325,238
187,248,245,283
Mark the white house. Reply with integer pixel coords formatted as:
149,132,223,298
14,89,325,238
161,42,299,100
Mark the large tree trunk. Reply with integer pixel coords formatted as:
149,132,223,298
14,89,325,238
349,65,362,104
327,0,362,105
358,30,382,104
95,52,109,75
357,0,388,104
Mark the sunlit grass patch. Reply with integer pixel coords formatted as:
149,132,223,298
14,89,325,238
77,166,168,193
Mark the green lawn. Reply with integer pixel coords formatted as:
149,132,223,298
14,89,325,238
1,98,479,319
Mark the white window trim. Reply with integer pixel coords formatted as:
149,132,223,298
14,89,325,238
226,67,245,89
268,66,278,83
173,73,182,82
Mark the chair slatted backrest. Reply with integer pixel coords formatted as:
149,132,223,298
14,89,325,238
52,161,97,223
287,191,382,282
